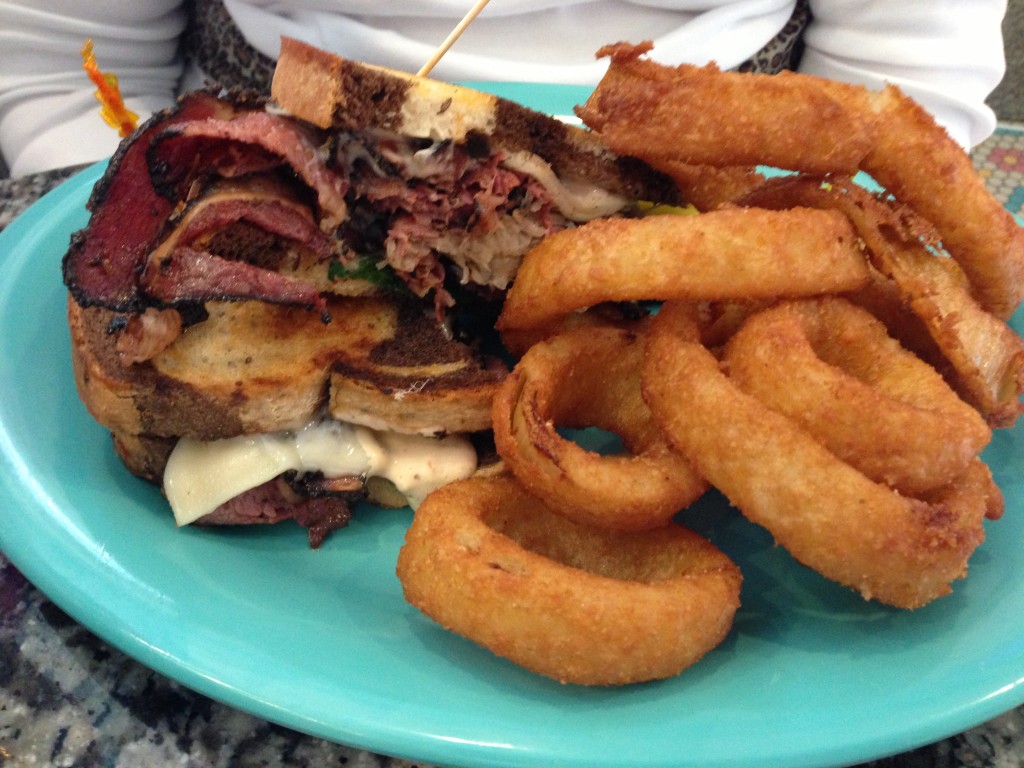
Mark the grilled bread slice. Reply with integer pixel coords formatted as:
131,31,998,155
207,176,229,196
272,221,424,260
69,295,504,442
270,36,678,207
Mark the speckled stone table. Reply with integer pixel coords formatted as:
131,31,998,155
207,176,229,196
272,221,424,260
2,125,1024,768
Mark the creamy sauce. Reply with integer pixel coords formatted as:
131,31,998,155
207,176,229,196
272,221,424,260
163,419,477,526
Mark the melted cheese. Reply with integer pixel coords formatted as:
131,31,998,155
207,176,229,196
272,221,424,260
163,419,477,526
336,130,629,223
501,151,629,221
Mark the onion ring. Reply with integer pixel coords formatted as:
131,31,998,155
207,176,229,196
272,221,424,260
642,302,999,609
578,42,1024,319
860,87,1024,320
723,298,991,496
577,43,877,174
396,475,742,685
736,176,1024,428
496,207,868,336
492,322,706,530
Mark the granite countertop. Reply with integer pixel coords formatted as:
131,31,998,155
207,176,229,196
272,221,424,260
2,125,1024,768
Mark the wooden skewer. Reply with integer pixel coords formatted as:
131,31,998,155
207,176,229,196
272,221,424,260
417,0,493,77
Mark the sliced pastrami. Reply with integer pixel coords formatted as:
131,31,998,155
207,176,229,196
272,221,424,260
198,477,355,549
63,91,343,316
63,90,237,311
140,246,329,319
170,195,334,260
114,307,185,365
147,111,350,231
349,146,560,311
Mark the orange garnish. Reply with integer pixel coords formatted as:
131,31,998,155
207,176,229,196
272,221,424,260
81,39,139,137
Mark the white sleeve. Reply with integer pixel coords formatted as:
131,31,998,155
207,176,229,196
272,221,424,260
0,0,187,177
801,0,1007,149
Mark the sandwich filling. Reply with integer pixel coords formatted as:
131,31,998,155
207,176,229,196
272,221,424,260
164,418,477,527
64,88,637,345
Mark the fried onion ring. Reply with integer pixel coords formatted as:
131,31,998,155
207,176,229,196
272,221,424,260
577,43,877,174
492,322,706,530
496,207,868,336
642,302,999,609
396,475,742,685
736,176,1024,428
723,298,991,496
860,86,1024,320
579,42,1024,319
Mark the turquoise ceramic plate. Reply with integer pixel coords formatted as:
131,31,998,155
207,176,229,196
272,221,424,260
2,86,1024,768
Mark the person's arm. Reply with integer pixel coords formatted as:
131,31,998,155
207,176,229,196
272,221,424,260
801,0,1007,149
0,0,186,177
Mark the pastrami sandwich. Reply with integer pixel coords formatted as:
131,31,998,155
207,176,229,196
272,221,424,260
64,37,682,545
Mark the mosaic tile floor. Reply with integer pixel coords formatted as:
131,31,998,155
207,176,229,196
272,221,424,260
973,122,1024,217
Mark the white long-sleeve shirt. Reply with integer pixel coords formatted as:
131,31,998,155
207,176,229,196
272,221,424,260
0,0,1007,177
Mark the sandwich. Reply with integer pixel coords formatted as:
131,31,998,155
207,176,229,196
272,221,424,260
64,37,682,546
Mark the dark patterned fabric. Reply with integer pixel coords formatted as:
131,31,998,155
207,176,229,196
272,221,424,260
738,0,812,73
183,0,276,94
181,0,812,94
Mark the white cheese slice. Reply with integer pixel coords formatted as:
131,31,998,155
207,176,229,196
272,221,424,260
163,419,477,526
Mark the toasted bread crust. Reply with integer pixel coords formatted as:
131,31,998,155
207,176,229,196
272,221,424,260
112,432,175,484
271,37,681,205
272,36,497,137
69,294,505,442
70,299,245,439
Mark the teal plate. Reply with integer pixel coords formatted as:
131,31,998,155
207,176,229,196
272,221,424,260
2,85,1024,768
